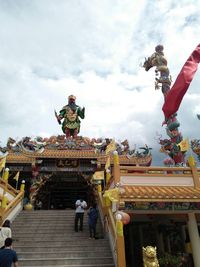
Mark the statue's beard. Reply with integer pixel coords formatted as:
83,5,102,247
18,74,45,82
68,102,77,111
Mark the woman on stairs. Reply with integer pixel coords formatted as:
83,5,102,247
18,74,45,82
0,220,12,249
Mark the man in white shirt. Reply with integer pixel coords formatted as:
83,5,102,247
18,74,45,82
74,198,87,232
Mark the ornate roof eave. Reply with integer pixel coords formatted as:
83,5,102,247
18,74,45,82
97,154,152,166
6,149,152,166
121,197,200,203
119,185,200,203
6,154,34,164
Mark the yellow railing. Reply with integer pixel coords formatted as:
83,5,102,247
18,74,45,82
0,179,19,196
0,191,24,225
98,192,126,267
0,178,24,225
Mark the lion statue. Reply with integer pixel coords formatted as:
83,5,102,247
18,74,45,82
143,246,159,267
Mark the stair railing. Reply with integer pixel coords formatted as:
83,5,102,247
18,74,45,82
98,191,126,267
0,178,24,225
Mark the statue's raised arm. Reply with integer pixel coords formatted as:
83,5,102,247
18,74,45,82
56,95,85,139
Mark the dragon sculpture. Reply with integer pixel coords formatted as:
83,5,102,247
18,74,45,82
143,44,172,96
143,45,185,166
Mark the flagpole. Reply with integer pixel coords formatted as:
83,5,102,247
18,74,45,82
13,171,20,190
16,179,19,190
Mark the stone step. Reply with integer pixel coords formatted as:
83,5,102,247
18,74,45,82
13,220,77,224
13,223,89,227
14,216,76,220
14,239,109,246
13,234,104,240
13,219,77,224
12,226,102,233
15,245,110,253
14,213,76,217
13,215,87,218
18,257,113,266
12,225,89,230
12,225,103,233
13,223,87,226
13,216,76,221
15,210,78,216
13,232,103,238
15,212,75,215
17,251,112,258
13,219,98,224
13,212,76,216
14,244,110,252
18,264,114,267
14,239,105,244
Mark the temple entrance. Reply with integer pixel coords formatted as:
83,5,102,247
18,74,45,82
34,172,92,209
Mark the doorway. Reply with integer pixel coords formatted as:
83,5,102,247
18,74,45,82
34,173,91,209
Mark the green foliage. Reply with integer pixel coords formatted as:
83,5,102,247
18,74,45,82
159,253,181,266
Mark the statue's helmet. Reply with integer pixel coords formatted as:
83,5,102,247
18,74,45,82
68,95,76,101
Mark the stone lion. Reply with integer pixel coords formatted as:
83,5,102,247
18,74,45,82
143,246,159,267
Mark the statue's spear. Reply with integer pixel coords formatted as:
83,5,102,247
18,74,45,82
54,109,61,125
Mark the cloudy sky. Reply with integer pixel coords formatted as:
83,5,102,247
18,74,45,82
1,0,200,165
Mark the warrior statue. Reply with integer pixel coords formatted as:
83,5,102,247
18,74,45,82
55,95,85,139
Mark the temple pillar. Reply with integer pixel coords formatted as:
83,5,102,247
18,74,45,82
157,231,164,253
187,212,200,267
166,234,171,253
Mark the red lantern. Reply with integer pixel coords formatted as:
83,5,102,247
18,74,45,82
116,211,130,225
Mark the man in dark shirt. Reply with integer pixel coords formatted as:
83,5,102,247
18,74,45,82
0,238,18,267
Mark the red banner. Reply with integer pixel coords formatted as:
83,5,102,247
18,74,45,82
162,44,200,119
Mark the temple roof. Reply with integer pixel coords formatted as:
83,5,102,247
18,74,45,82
120,185,200,202
3,135,152,166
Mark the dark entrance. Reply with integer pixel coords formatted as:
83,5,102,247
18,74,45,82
35,173,91,209
124,216,193,267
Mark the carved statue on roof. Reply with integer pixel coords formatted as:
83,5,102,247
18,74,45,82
55,95,85,139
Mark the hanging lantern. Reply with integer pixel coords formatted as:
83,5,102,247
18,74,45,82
116,211,130,225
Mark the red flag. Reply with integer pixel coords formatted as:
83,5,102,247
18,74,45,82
162,44,200,119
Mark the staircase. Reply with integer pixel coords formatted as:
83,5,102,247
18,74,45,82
12,210,115,267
